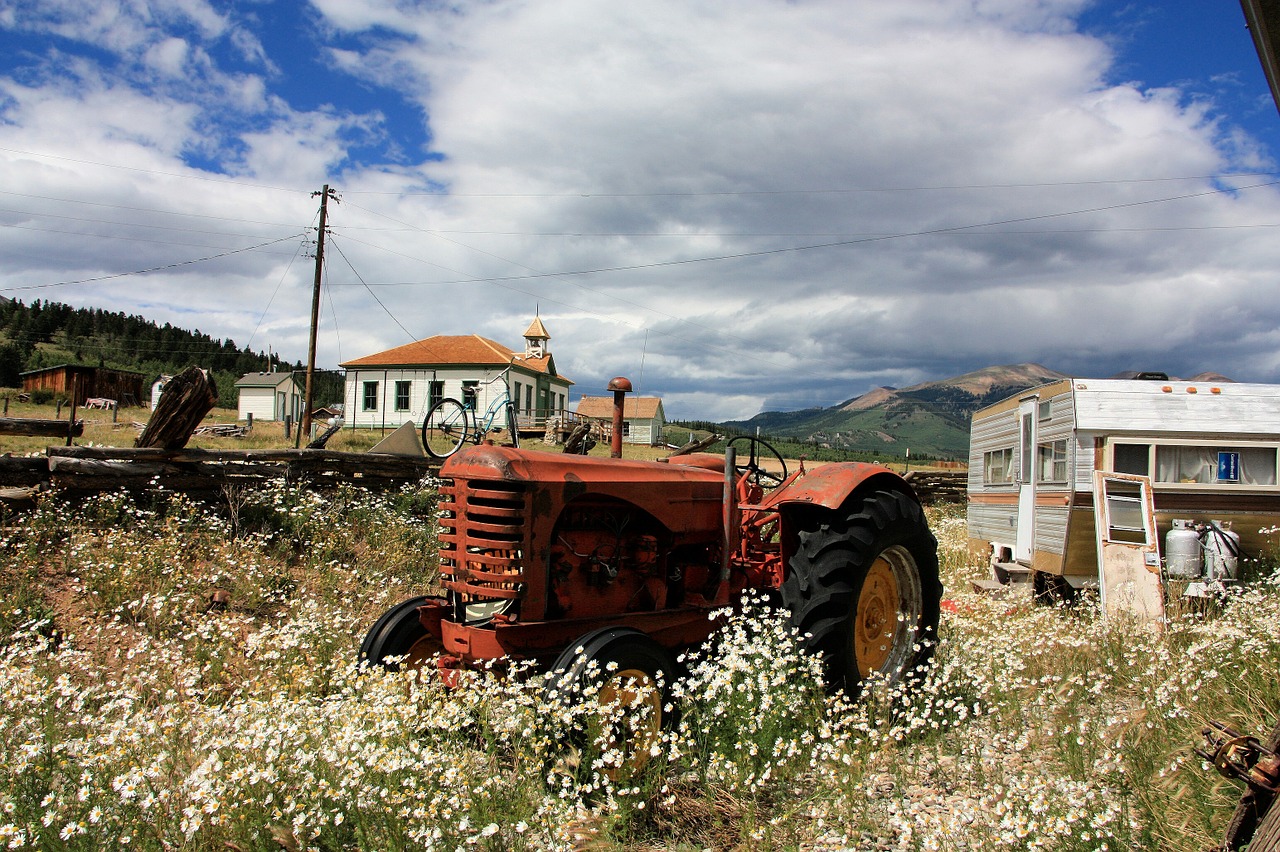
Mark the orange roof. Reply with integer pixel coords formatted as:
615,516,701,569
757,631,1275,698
341,335,512,368
524,316,550,339
341,334,572,383
576,396,664,419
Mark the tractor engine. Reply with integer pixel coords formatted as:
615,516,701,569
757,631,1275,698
544,499,720,619
547,500,667,617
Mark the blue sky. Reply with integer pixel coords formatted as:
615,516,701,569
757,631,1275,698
1,0,1279,421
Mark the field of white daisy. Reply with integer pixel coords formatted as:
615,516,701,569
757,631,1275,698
1,480,1277,850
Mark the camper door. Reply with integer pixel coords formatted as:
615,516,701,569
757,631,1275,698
1015,397,1037,563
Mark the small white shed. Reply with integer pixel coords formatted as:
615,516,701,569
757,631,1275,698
235,372,304,422
150,375,171,411
575,396,667,446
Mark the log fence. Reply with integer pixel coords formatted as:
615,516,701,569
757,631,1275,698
1,446,439,500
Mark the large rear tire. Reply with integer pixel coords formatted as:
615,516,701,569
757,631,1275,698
780,490,941,695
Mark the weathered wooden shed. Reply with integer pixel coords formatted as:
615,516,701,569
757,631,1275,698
21,365,145,407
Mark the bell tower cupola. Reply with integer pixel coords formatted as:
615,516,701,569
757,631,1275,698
523,314,550,358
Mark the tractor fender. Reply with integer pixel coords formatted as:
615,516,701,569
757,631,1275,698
772,463,920,513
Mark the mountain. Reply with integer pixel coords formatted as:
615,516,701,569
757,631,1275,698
725,363,1070,460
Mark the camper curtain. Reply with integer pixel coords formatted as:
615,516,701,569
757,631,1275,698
1155,446,1277,485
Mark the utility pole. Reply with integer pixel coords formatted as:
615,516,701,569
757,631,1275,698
300,184,338,447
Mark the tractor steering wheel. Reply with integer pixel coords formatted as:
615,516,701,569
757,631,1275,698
727,436,788,490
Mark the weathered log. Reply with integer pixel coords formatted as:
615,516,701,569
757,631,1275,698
136,366,218,450
0,455,50,487
0,418,84,438
42,446,438,493
666,433,721,458
562,420,597,455
0,485,41,510
902,470,968,503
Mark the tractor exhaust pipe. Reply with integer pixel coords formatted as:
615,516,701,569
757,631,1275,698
722,446,736,585
606,376,632,458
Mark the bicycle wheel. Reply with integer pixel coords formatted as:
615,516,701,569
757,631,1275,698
422,398,470,459
505,401,521,449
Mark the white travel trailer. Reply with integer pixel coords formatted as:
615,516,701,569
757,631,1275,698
967,376,1280,593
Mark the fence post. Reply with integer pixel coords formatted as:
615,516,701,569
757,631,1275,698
246,412,253,432
284,414,292,439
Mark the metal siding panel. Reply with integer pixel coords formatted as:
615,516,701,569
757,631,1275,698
1073,380,1280,434
1037,389,1075,440
1035,506,1070,555
967,501,1017,543
968,411,1020,492
1073,433,1097,490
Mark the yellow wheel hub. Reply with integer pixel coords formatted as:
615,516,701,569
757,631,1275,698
403,634,445,671
597,668,663,775
855,555,900,677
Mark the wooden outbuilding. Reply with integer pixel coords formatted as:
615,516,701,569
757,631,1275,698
20,364,145,407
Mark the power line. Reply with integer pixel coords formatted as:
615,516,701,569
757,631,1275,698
0,189,313,228
333,179,1280,289
0,233,309,292
4,144,1275,199
343,172,1280,197
0,221,300,252
327,236,417,343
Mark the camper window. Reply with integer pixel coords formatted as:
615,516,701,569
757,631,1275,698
984,448,1014,484
1112,441,1279,486
1037,439,1068,482
1099,478,1152,545
1113,443,1151,476
1155,445,1277,486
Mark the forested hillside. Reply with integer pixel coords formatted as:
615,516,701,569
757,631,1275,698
0,297,288,408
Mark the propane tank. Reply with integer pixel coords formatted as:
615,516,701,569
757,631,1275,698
1165,519,1202,579
1202,521,1241,581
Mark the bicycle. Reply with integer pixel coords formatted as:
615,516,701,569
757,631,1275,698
421,369,521,460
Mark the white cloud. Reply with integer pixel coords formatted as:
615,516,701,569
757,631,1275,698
1,0,1278,421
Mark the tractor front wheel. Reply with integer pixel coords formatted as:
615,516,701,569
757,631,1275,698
548,627,678,776
780,490,941,695
359,596,444,672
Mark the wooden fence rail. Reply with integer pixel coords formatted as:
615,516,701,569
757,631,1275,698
0,418,83,438
1,446,439,498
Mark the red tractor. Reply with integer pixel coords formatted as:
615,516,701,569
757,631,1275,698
361,384,942,727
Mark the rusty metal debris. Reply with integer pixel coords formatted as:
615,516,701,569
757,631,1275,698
1198,719,1280,851
1198,721,1280,795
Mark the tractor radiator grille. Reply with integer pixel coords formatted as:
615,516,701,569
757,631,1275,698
438,478,528,605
